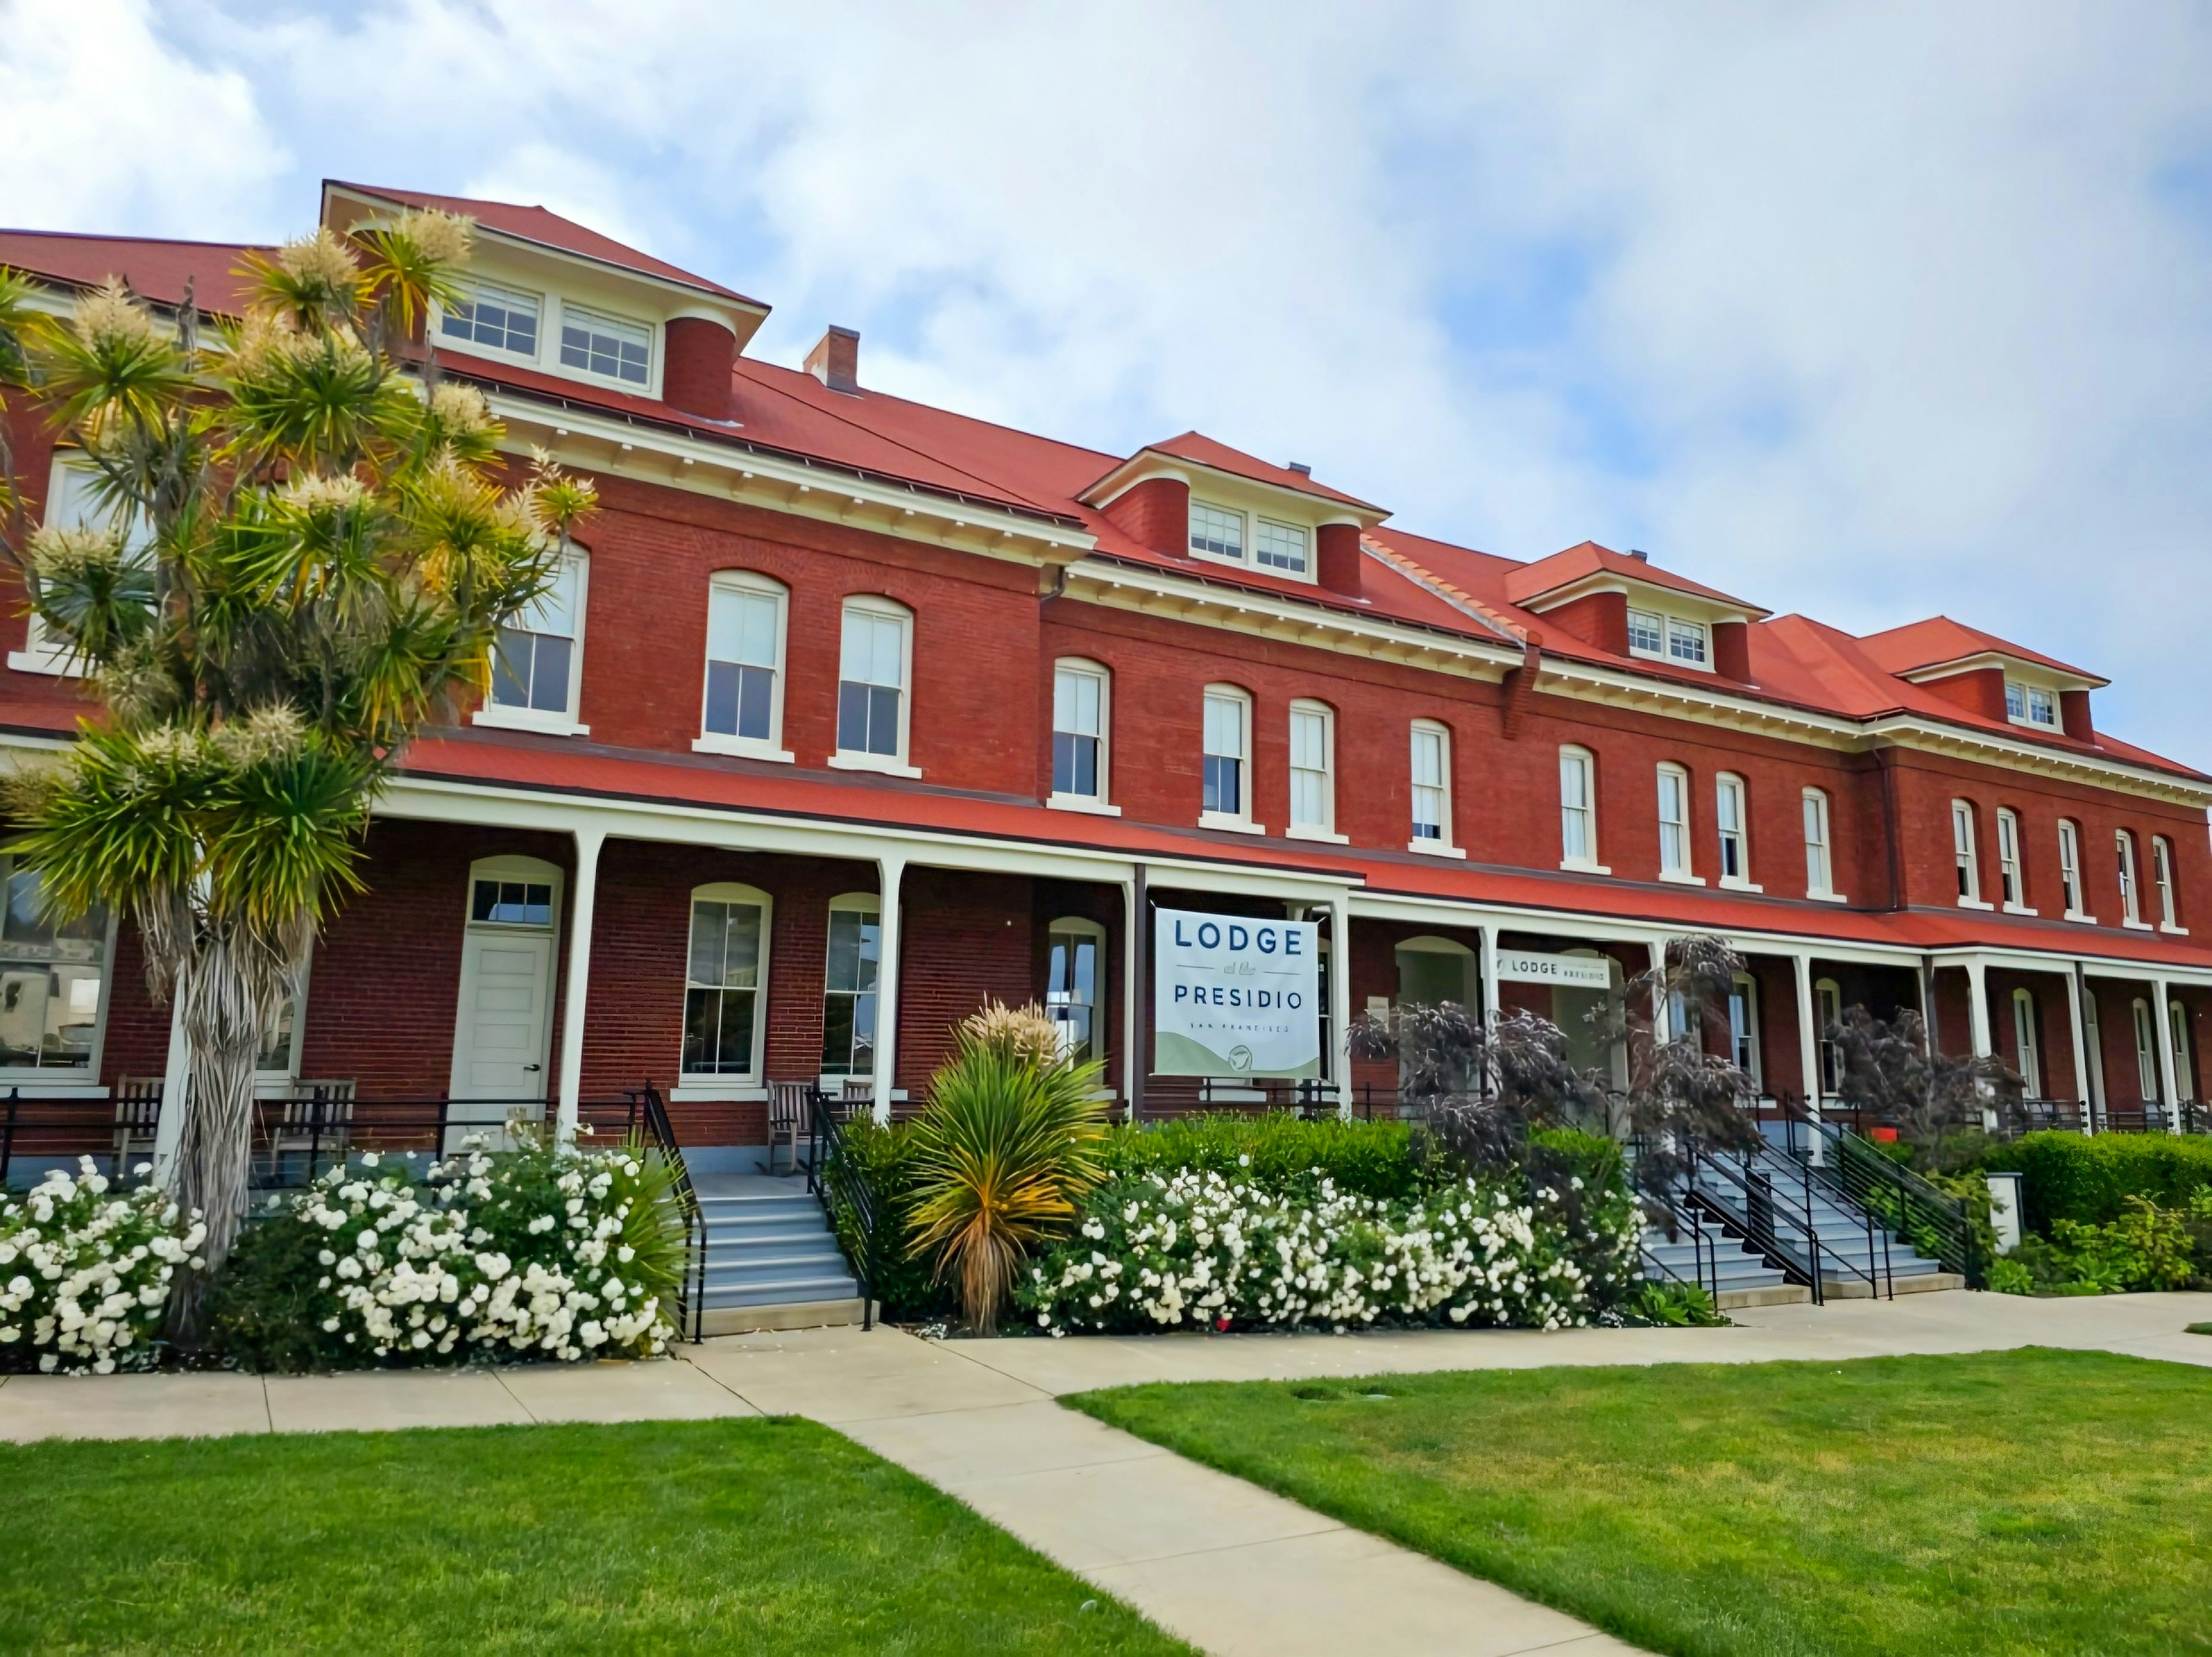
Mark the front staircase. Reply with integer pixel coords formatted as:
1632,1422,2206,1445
1641,1214,1809,1309
694,1173,869,1336
1728,1139,1961,1298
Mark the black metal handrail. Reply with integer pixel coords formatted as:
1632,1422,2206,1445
1680,1146,1829,1306
623,1083,705,1344
1773,1102,1974,1288
804,1088,877,1330
1638,1184,1722,1303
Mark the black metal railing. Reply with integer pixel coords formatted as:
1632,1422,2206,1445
1772,1102,1976,1288
804,1087,877,1330
1674,1145,1830,1306
623,1083,705,1344
1638,1182,1723,1303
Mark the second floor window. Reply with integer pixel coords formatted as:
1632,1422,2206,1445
1952,800,1980,903
1560,746,1596,865
836,598,911,761
2059,819,2085,915
1052,660,1109,801
1657,765,1691,878
1410,722,1451,845
441,281,540,356
559,304,650,386
490,554,584,721
1715,773,1747,882
1997,808,2024,907
2154,836,2180,928
2118,831,2143,924
1202,687,1249,821
1802,788,1834,896
701,574,786,749
1288,701,1335,836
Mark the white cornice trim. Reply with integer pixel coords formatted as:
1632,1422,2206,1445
1080,449,1385,526
1897,650,2105,693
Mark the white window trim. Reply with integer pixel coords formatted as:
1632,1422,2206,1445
1665,617,1711,672
1952,799,1991,910
692,570,794,764
12,452,151,677
555,297,658,395
255,938,315,1085
2057,820,2096,923
1559,745,1611,874
2003,678,2061,731
1047,657,1119,816
831,594,920,777
1656,763,1702,886
678,879,773,1091
2133,997,2158,1099
1407,719,1464,858
1714,771,1760,892
1801,786,1844,903
2170,999,2195,1102
1728,970,1763,1086
815,890,882,1088
2154,835,2188,934
1996,807,2036,915
1199,684,1263,833
1624,607,1714,673
1044,914,1110,1070
431,279,547,370
1186,498,1317,585
2118,829,2152,930
2012,987,2041,1097
1285,698,1346,844
474,549,590,737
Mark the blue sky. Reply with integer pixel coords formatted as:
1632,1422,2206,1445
9,1,2212,769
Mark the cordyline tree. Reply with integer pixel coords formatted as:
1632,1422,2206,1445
0,220,595,1323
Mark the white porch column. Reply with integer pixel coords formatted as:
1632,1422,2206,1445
2063,965,2094,1133
1121,872,1143,1123
1328,890,1354,1120
1478,924,1499,1025
2152,975,2182,1133
869,855,905,1126
149,991,191,1188
554,827,604,1140
1793,952,1824,1163
1964,957,1995,1132
1647,939,1670,1041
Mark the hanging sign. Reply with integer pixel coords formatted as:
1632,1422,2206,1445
1494,950,1614,991
1153,907,1320,1078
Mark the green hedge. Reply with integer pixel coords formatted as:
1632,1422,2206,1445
1992,1131,2212,1230
1100,1113,1435,1200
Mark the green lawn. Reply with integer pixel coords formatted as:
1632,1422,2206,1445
1072,1348,2212,1657
0,1416,1190,1656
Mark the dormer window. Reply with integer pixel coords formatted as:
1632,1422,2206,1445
1189,501,1244,563
1622,606,1713,672
559,304,651,386
2005,680,2058,729
1667,619,1707,666
1255,519,1308,574
1627,609,1664,654
440,281,541,358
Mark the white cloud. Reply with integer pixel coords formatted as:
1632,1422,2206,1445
9,0,2212,760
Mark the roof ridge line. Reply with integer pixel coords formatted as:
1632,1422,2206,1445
1362,536,1527,644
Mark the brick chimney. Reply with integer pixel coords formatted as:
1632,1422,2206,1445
805,325,859,394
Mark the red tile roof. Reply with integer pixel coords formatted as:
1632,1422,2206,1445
325,181,765,309
0,230,263,314
1858,615,2104,685
1137,431,1380,510
1503,539,1767,616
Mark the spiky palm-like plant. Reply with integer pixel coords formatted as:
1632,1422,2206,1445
0,221,595,1327
908,1002,1109,1333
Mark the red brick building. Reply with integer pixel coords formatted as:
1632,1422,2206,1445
3,180,2209,1177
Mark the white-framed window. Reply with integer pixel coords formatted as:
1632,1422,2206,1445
1996,808,2025,908
558,302,651,386
1802,788,1835,897
2012,987,2041,1097
1816,978,1844,1095
439,280,541,359
1200,685,1253,828
2058,819,2086,917
484,551,587,731
13,453,153,676
1409,721,1455,851
1254,518,1308,574
2153,836,2181,930
1287,699,1337,839
256,940,313,1082
1715,773,1749,885
2133,996,2159,1100
1657,764,1692,879
1627,608,1664,656
1728,972,1762,1085
1051,659,1111,806
2170,1000,2195,1103
2005,680,2058,729
834,596,915,772
1952,800,1983,905
683,883,770,1080
820,893,880,1079
0,854,111,1074
1560,746,1599,867
1188,501,1244,564
1044,916,1107,1067
2118,830,2143,926
1666,619,1707,666
696,571,789,759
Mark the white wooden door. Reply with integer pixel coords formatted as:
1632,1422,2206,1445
452,931,554,1101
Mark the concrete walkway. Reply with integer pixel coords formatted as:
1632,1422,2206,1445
2,1290,2207,1656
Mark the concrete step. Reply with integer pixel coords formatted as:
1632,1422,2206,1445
699,1297,869,1337
702,1273,862,1309
1718,1283,1814,1309
1822,1271,1967,1299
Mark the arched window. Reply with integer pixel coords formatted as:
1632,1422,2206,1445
1287,700,1338,840
1044,917,1108,1066
698,571,790,759
1393,935,1476,1011
1657,764,1692,879
2132,996,2158,1101
683,882,772,1080
2011,987,2041,1098
820,892,880,1079
1200,684,1255,829
1050,659,1111,806
2117,831,2143,926
1952,801,1982,905
834,596,915,772
486,548,588,731
1409,720,1457,853
1559,746,1599,868
1802,788,1835,898
1715,773,1749,886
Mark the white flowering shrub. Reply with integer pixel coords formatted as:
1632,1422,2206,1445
1018,1166,1639,1336
0,1159,206,1375
205,1136,685,1370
